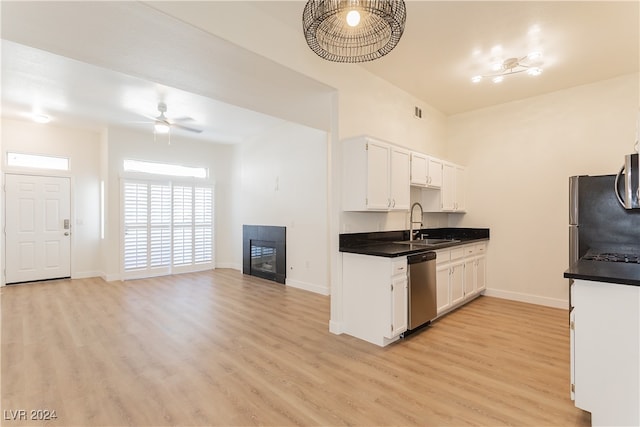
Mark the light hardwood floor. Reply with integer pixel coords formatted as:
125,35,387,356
1,269,589,426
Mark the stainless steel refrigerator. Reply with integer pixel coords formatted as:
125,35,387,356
569,174,640,267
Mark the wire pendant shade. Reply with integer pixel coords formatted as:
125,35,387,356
302,0,407,63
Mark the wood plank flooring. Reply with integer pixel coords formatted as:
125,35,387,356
1,269,590,426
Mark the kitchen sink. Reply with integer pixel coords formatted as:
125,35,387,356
394,238,461,246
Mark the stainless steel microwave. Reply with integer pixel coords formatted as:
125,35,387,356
615,153,640,209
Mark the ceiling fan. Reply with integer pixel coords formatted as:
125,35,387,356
141,102,203,135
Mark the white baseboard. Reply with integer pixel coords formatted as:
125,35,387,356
215,262,242,270
286,278,330,296
329,320,343,335
103,273,121,282
72,271,101,279
483,288,568,309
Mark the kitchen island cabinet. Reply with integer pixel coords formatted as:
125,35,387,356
570,279,639,426
342,253,408,346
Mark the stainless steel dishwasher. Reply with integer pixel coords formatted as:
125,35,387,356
407,251,437,331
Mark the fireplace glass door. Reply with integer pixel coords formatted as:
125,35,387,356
250,240,277,277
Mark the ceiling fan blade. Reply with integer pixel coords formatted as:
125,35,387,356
170,116,195,123
139,113,160,121
172,122,203,133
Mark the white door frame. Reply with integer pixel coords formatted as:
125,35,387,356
3,172,74,286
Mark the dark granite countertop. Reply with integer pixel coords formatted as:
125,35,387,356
340,228,490,258
564,260,640,287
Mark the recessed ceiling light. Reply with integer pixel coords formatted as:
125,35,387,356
32,114,50,124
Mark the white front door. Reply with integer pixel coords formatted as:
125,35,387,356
5,174,71,284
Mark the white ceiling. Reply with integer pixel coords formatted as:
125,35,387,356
1,1,638,142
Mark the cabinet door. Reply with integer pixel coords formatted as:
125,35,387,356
390,148,410,210
476,256,486,292
436,265,451,313
464,258,475,298
450,261,465,305
410,152,428,186
366,141,391,209
387,275,408,338
455,165,466,211
427,157,443,188
441,163,456,211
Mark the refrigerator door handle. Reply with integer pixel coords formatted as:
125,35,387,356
569,176,579,225
569,225,579,266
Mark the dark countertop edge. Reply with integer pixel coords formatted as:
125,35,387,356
340,237,490,258
564,260,640,287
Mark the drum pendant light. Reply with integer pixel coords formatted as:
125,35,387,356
302,0,407,63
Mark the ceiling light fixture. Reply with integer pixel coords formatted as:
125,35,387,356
154,122,170,134
32,114,50,124
472,52,544,84
302,0,407,63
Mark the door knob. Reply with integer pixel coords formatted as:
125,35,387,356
64,232,70,236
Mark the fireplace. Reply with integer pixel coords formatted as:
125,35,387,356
243,225,286,284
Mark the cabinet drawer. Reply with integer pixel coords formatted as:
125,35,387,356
475,243,487,253
450,247,465,261
435,250,450,264
391,258,407,276
463,245,476,256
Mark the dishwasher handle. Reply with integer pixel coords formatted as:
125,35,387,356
407,251,436,264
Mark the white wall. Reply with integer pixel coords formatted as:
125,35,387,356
1,118,102,279
446,73,640,307
102,126,236,280
236,122,329,295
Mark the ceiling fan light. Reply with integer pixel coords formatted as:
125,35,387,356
492,75,504,83
154,122,170,134
471,75,482,83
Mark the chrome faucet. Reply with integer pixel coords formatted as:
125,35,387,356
409,202,424,241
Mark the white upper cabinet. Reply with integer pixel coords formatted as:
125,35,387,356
423,162,466,213
342,136,410,211
427,157,443,188
390,147,410,210
411,153,443,189
410,152,428,186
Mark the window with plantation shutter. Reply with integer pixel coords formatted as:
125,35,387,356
122,179,214,279
123,182,149,271
173,185,193,266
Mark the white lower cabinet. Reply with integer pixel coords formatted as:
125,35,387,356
435,242,487,316
571,279,640,426
342,253,408,346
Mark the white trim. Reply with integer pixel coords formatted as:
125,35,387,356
329,320,344,335
215,262,242,270
483,288,568,309
286,278,330,296
72,271,102,279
